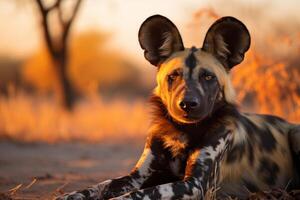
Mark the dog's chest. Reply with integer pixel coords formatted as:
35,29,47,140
160,134,189,177
163,137,196,178
169,156,188,177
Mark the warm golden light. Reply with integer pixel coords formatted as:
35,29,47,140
0,1,299,144
0,91,148,143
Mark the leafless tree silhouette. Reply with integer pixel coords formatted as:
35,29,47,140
35,0,82,109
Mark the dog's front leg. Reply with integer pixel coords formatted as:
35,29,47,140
56,145,158,200
109,134,233,200
108,178,201,200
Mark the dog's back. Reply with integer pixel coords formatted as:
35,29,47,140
218,113,299,198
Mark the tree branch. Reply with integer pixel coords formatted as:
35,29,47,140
35,0,58,57
35,0,47,16
62,0,82,43
47,0,60,12
57,0,64,27
35,0,60,15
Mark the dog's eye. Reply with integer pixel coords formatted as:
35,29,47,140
205,75,213,81
200,72,216,82
167,72,179,83
168,74,177,80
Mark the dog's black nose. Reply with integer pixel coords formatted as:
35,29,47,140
179,98,199,112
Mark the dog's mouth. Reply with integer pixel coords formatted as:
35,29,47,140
183,112,207,122
172,103,214,124
169,111,203,124
183,113,200,120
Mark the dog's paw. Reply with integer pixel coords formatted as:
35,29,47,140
54,191,86,200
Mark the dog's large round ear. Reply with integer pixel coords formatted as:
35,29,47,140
138,15,184,66
202,16,250,70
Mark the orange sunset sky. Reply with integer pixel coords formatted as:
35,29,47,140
1,0,299,64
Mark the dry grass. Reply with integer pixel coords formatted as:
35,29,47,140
0,178,39,200
203,187,300,200
0,193,12,200
0,91,149,143
1,184,299,200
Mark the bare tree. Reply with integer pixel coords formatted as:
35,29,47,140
35,0,82,109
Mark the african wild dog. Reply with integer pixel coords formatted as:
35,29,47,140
57,15,300,200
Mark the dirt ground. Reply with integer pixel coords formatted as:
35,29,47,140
1,140,300,200
0,140,144,200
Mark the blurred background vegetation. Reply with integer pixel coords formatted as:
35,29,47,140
0,0,299,143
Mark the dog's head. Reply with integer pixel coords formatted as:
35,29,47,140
139,15,250,124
